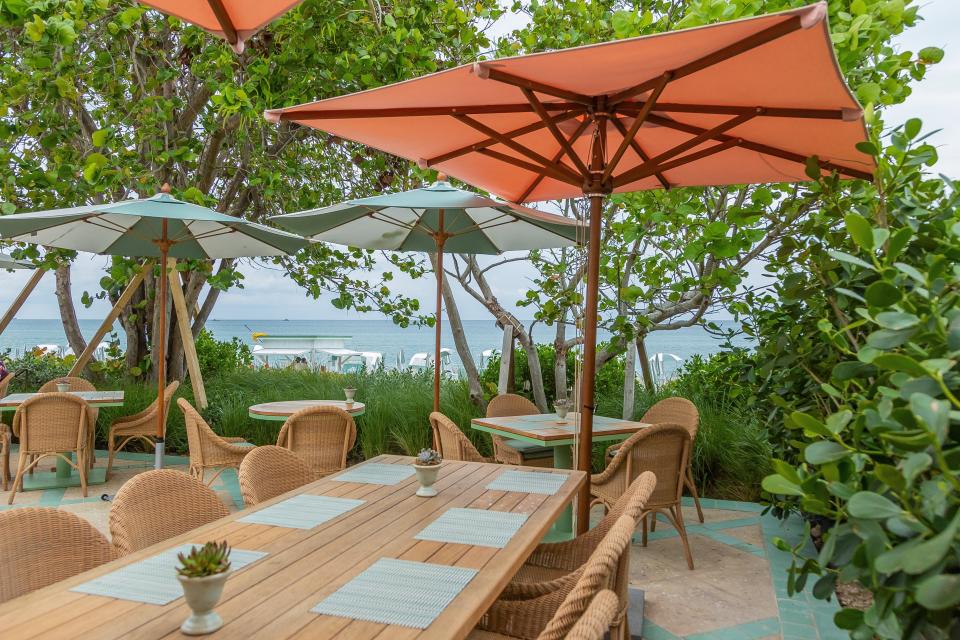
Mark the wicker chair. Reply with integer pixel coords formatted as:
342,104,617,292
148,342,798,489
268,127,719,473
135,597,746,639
429,412,490,463
40,376,98,468
565,590,620,640
239,445,317,506
0,373,12,490
109,469,230,555
611,397,703,522
178,398,253,485
478,515,636,640
275,406,356,477
593,423,694,570
105,381,179,479
7,393,92,505
485,394,553,468
0,507,117,603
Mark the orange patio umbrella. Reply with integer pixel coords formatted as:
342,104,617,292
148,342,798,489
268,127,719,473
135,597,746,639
264,2,874,533
138,0,304,52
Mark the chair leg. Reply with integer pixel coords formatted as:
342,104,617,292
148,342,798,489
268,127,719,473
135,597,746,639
1,437,8,492
667,504,694,570
8,450,33,505
641,513,648,547
78,450,88,498
651,514,657,532
106,431,116,480
686,466,705,523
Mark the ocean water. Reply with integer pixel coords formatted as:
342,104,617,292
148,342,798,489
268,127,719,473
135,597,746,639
0,317,750,376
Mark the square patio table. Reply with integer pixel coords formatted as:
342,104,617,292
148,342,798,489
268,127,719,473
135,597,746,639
0,390,124,489
470,413,650,537
0,455,584,639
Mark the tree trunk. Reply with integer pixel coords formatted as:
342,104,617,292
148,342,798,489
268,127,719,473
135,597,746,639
55,264,89,363
432,255,484,409
622,340,637,420
636,335,655,392
515,331,548,412
554,320,568,401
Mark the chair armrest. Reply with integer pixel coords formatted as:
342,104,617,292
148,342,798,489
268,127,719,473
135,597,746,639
222,436,247,443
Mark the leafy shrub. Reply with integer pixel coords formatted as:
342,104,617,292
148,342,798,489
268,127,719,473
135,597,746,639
756,124,959,638
2,348,71,391
194,329,253,378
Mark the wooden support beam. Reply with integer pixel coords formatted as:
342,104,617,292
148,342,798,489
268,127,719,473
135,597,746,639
167,259,207,409
609,116,670,190
477,66,593,105
615,102,852,120
207,0,239,45
614,137,741,187
474,147,582,188
452,114,583,185
644,112,875,181
68,262,152,377
273,103,580,121
622,340,637,420
426,109,585,166
0,268,45,337
521,87,591,178
516,117,592,203
602,72,672,184
497,324,514,395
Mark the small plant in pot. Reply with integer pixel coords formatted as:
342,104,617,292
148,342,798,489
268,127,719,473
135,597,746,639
413,448,442,497
176,541,232,635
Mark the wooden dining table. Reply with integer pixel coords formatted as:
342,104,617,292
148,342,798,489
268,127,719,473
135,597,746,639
0,455,584,639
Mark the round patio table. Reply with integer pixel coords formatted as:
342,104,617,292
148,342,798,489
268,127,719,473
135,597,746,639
248,400,366,421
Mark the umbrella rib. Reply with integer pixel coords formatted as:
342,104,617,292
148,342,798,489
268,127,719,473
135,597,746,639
452,114,582,185
475,148,582,189
607,14,805,105
612,112,757,187
516,118,592,203
271,104,578,121
617,137,743,186
616,102,852,120
427,108,585,166
643,112,874,181
479,67,593,105
602,72,672,184
521,87,591,178
609,115,670,190
207,0,239,45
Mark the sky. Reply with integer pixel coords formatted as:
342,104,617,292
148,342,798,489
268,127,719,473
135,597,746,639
2,0,957,323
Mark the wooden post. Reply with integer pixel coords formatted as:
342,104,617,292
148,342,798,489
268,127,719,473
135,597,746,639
497,324,514,394
0,268,45,337
636,335,655,392
168,259,207,409
69,261,154,377
622,340,637,420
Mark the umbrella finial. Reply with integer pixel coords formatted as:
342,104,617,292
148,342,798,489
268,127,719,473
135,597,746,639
436,172,448,183
160,183,172,194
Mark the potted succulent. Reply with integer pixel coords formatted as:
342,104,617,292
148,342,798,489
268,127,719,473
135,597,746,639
176,541,232,635
413,448,442,497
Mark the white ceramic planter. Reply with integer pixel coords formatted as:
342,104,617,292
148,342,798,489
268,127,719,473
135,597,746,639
413,464,440,497
343,388,357,403
178,570,231,635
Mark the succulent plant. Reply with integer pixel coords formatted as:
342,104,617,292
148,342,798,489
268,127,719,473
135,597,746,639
176,541,232,579
415,448,442,466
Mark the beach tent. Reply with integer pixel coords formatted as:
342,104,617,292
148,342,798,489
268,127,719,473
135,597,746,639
264,1,873,532
0,185,307,468
272,177,581,412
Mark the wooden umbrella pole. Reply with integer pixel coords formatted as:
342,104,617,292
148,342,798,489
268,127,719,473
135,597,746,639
155,218,169,469
433,208,446,413
0,268,45,337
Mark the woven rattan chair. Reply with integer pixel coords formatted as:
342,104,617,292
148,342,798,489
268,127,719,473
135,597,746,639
239,445,317,506
478,515,636,640
611,397,703,522
0,372,12,490
109,468,230,555
105,381,179,479
275,406,356,477
429,411,490,463
178,398,253,485
0,507,117,603
486,394,553,468
7,393,92,505
565,590,620,640
593,423,694,570
40,376,98,468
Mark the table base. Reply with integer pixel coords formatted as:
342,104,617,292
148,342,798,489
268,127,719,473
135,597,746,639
18,464,107,491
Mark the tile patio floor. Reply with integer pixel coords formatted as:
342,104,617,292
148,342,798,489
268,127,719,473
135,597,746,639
0,447,846,639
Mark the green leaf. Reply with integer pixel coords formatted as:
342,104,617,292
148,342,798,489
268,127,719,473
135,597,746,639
918,47,944,64
828,249,874,270
864,281,901,306
761,474,805,497
874,311,919,330
805,155,822,180
872,354,927,377
901,511,960,574
866,328,914,349
383,13,397,28
847,491,902,519
856,82,881,104
805,441,850,464
790,411,830,437
915,575,960,610
910,393,949,441
91,129,109,147
844,214,873,251
903,118,922,140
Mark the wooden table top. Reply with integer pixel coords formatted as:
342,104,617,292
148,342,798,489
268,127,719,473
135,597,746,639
248,400,366,418
471,413,650,445
0,390,124,410
0,456,583,639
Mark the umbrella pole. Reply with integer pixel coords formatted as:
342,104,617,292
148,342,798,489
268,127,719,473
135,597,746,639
433,209,446,414
155,219,170,470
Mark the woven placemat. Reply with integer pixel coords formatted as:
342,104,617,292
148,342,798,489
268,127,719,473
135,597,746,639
331,463,414,485
414,508,528,548
71,545,266,605
238,494,365,529
486,469,568,495
311,558,477,628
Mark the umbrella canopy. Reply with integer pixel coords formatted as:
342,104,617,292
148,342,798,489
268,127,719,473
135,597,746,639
0,186,307,468
272,178,581,410
264,2,873,533
0,253,34,270
138,0,304,52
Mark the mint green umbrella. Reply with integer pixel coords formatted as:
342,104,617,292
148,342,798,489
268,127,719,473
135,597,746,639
272,176,581,411
0,253,33,270
0,185,307,467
